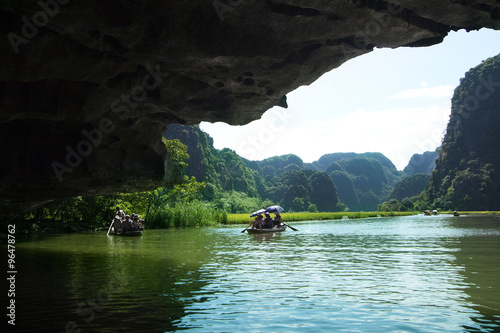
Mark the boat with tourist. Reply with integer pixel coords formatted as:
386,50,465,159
242,205,298,233
112,228,144,236
107,207,145,236
246,224,287,234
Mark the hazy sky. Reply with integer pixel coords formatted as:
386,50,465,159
200,28,500,170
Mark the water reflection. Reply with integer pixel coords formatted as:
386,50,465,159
11,230,217,332
175,216,500,332
446,216,500,332
5,215,500,332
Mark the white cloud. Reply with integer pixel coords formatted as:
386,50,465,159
201,104,451,170
391,85,454,99
267,104,450,169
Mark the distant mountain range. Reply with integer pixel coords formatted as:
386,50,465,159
165,125,437,212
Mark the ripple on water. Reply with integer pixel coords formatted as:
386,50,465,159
172,216,500,332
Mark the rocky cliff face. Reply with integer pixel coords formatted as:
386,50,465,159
425,53,500,210
1,0,500,216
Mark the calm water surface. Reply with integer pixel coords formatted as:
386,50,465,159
4,214,500,332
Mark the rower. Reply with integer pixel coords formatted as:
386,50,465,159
273,213,282,227
115,206,125,219
112,216,122,234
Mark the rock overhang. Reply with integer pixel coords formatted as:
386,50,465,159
1,0,500,216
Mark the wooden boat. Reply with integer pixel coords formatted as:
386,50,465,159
108,226,144,236
116,229,143,236
246,225,287,234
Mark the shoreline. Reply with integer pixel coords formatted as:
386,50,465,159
226,211,500,225
2,211,499,239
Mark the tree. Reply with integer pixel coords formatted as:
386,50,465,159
308,204,318,212
378,199,403,212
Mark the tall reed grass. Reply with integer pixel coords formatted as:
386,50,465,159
226,211,418,225
147,201,227,229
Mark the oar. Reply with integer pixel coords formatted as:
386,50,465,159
106,219,114,236
283,223,298,231
241,222,253,233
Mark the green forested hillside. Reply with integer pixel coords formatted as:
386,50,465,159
403,151,438,176
164,125,434,212
389,173,431,201
244,152,410,211
309,153,402,210
164,125,343,212
422,53,500,210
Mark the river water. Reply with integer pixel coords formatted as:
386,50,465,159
4,214,500,332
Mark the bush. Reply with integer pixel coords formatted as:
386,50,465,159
146,200,227,229
308,204,318,212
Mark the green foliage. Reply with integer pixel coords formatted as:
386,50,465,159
423,52,500,210
163,138,189,170
155,176,206,204
307,171,340,211
24,196,118,228
308,204,318,212
211,190,264,213
403,151,438,176
146,200,227,229
164,125,265,210
389,173,430,201
270,169,342,212
226,211,417,224
325,161,344,174
164,125,413,212
23,137,216,229
329,170,361,211
378,199,404,212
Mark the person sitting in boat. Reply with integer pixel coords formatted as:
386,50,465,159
122,215,136,232
252,214,264,230
132,213,145,230
112,216,122,234
263,212,273,229
273,213,282,227
115,206,126,219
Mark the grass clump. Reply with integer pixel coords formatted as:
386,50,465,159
147,201,227,229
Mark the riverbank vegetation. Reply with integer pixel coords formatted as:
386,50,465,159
18,139,227,232
227,210,499,226
226,211,418,225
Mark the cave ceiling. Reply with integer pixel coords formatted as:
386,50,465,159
1,0,500,216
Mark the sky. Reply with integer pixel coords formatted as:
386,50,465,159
200,28,500,170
